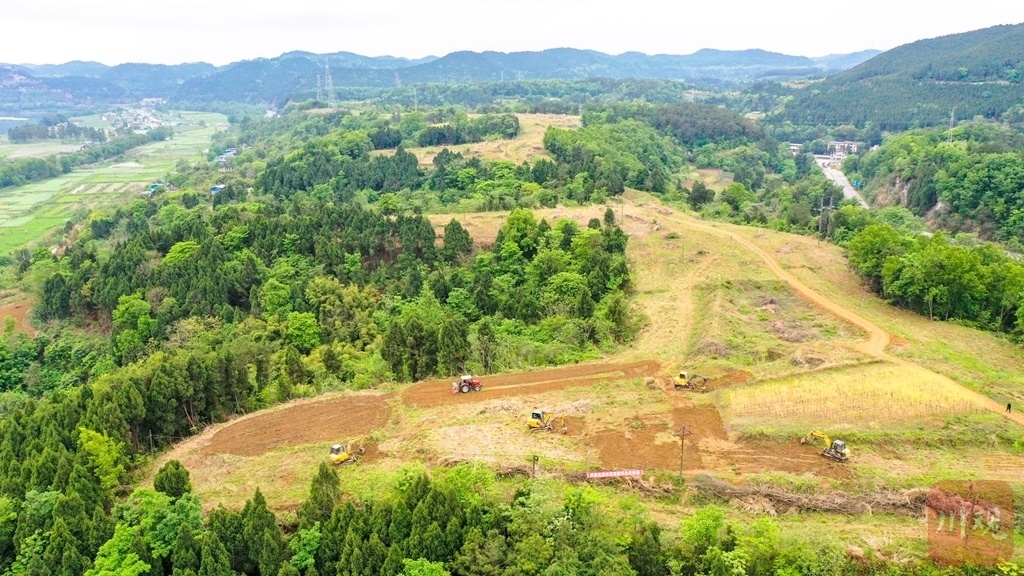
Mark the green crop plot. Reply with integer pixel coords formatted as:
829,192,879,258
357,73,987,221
0,111,224,254
0,137,82,160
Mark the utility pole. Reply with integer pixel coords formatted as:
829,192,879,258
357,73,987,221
676,426,693,482
531,455,539,479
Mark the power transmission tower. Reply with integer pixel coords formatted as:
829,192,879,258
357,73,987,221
947,107,956,143
316,74,322,103
818,196,834,239
324,59,336,109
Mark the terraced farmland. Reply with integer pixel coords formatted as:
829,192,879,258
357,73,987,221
0,111,224,253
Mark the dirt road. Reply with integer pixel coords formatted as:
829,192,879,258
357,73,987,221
649,207,1024,428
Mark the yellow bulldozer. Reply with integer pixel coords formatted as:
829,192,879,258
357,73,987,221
674,371,709,392
800,431,850,462
527,410,566,433
329,437,366,465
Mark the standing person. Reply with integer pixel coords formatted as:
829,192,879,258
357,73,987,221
1007,403,1012,413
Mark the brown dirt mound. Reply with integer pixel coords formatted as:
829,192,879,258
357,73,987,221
726,438,853,480
594,417,690,471
711,370,752,389
563,416,586,436
203,394,392,456
672,405,728,440
402,361,660,408
592,405,727,472
0,300,37,336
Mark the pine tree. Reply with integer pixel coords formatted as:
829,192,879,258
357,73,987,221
258,529,285,576
87,504,115,561
42,518,80,576
197,532,233,576
381,544,404,576
242,489,284,576
441,220,472,263
368,502,393,547
362,533,387,576
316,502,355,576
154,460,192,499
207,506,246,574
297,463,341,530
436,316,470,376
171,523,200,575
388,501,412,545
474,320,496,374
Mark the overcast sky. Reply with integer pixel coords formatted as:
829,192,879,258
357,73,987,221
3,0,1023,65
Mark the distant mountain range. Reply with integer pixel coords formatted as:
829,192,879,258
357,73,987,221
1,47,879,110
774,23,1024,129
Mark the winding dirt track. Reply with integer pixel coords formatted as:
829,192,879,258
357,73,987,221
659,209,1024,428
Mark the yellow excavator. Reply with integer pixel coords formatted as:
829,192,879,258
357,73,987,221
329,437,365,465
674,371,709,392
800,431,850,462
527,410,567,433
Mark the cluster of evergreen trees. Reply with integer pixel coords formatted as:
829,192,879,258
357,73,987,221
416,114,521,147
32,190,636,401
7,115,107,144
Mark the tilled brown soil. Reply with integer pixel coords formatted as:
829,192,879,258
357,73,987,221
592,402,850,479
402,361,661,408
202,394,393,456
0,300,37,336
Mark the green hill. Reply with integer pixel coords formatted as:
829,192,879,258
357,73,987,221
774,23,1024,130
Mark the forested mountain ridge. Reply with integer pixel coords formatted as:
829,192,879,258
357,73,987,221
2,47,877,111
837,23,1024,83
773,23,1024,130
174,47,848,103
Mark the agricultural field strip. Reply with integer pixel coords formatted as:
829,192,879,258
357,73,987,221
0,112,223,253
660,209,1024,427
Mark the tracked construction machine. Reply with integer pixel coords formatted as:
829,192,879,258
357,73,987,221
800,431,850,462
329,437,365,465
674,371,709,392
527,410,567,433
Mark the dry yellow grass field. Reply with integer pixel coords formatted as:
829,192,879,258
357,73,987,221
404,113,580,166
722,362,984,429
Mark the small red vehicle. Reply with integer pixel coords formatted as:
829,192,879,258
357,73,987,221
451,374,482,394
